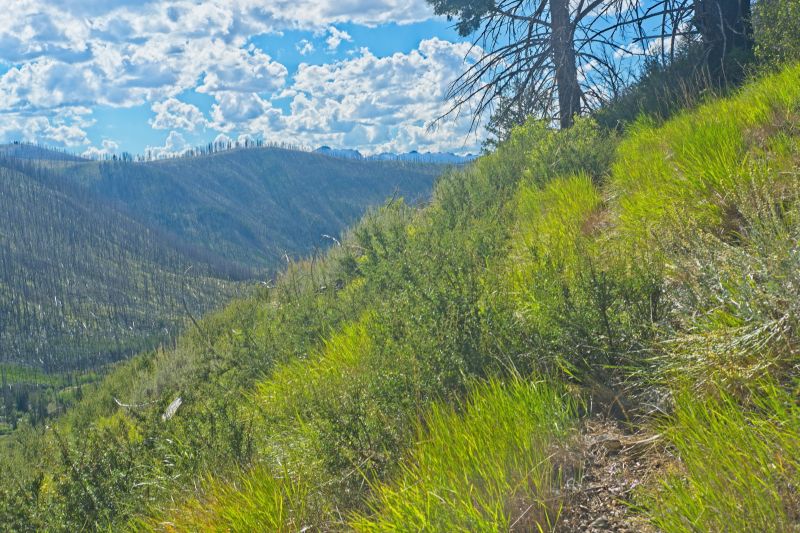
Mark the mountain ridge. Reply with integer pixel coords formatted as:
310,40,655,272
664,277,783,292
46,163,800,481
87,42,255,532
313,144,477,164
0,147,444,374
0,141,477,166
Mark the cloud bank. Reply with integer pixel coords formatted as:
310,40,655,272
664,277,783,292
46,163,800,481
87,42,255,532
0,1,485,154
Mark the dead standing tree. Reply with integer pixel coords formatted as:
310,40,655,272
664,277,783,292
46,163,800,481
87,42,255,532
429,0,754,131
428,0,636,129
633,0,753,71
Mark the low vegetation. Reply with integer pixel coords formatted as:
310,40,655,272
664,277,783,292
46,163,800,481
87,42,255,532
351,379,578,532
645,381,800,531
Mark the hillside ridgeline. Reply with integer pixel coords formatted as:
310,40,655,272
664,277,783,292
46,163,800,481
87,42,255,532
0,147,442,430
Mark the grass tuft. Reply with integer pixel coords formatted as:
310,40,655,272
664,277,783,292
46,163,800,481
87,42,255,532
643,380,800,532
351,378,578,532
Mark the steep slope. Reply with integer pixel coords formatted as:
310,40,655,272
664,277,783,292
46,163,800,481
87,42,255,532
53,147,443,270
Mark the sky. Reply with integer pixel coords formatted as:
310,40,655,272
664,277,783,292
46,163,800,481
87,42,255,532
0,0,487,158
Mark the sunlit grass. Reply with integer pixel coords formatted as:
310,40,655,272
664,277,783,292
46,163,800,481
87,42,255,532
351,378,578,532
151,466,313,532
643,380,800,531
612,64,800,247
510,174,603,303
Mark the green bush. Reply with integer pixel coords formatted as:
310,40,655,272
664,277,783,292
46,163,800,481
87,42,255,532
754,0,800,68
504,173,663,393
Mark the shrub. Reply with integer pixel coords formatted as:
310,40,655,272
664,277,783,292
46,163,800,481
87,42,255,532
505,174,662,387
657,202,800,394
754,0,800,68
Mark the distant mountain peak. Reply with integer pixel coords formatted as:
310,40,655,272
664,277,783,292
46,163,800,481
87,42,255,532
314,146,477,165
313,146,364,160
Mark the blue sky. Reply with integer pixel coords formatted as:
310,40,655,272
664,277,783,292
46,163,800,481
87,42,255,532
0,1,485,157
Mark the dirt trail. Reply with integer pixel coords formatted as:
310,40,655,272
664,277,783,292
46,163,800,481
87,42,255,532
553,418,670,532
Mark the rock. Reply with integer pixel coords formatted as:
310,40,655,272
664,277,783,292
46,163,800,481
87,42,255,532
589,516,610,529
592,438,623,454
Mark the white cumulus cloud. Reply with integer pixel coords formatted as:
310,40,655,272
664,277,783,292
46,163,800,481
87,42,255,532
82,139,120,158
145,130,190,158
236,38,485,154
0,107,94,146
325,26,352,51
150,97,207,131
295,39,315,55
196,42,287,94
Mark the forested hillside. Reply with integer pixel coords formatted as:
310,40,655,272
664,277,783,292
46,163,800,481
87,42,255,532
0,163,239,371
0,147,442,430
53,148,443,270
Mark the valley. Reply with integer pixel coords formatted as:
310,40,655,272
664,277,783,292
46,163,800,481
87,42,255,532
0,145,445,428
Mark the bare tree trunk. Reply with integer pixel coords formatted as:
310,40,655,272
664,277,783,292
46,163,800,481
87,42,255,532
550,0,582,128
694,0,753,72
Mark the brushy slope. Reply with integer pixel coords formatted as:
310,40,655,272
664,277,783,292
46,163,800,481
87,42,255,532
2,65,799,531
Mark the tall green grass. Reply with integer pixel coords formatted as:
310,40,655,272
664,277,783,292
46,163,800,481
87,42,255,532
351,378,578,532
644,380,800,531
612,64,800,248
615,64,800,530
148,466,312,532
507,174,609,370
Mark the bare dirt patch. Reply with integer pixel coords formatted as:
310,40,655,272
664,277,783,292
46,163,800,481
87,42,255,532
553,417,670,532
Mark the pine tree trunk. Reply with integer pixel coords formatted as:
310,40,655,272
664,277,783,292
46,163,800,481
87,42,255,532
550,0,582,128
694,0,754,71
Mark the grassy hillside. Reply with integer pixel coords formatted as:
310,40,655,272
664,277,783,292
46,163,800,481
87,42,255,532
1,64,799,531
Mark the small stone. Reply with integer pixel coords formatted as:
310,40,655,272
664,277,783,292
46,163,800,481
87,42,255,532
600,438,623,453
590,517,610,529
